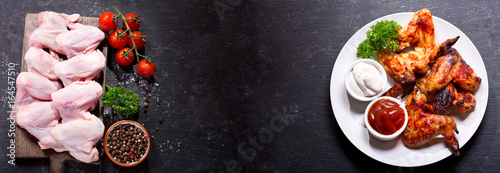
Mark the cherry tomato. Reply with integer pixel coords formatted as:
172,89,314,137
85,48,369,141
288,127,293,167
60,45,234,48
137,60,156,77
115,48,135,66
122,13,141,31
109,29,128,49
98,12,118,31
128,31,146,49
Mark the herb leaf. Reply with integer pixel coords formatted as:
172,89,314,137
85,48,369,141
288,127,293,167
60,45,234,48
356,20,402,59
102,84,141,119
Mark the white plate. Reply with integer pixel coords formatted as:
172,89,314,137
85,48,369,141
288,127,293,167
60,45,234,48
330,12,489,167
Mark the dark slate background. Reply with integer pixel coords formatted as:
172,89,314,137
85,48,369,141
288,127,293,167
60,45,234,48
0,0,499,172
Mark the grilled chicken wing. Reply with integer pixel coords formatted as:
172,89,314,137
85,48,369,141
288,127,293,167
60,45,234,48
403,89,460,156
378,49,416,97
452,56,482,91
379,37,458,97
424,83,476,115
417,48,481,96
396,8,435,52
378,8,462,98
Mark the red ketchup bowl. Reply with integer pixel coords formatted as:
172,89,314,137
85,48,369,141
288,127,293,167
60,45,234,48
364,96,408,141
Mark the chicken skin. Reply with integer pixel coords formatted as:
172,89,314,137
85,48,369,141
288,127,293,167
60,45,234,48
396,8,435,52
49,81,104,163
417,48,481,96
403,89,460,156
54,49,106,86
56,23,105,58
28,11,80,57
50,112,104,163
15,102,65,152
16,11,106,164
424,83,476,115
379,37,458,97
51,80,103,123
24,47,60,80
11,72,62,117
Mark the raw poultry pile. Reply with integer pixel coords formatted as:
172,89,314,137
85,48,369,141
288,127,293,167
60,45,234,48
12,11,106,163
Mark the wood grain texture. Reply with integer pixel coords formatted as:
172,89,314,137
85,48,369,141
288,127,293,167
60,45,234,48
15,13,107,173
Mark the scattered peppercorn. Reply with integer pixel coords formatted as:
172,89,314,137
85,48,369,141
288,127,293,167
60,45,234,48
144,102,148,107
159,117,163,123
155,127,159,131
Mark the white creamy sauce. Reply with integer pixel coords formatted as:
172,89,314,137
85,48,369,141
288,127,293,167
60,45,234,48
348,62,383,97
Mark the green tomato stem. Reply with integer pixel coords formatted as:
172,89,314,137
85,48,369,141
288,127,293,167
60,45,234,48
113,6,146,63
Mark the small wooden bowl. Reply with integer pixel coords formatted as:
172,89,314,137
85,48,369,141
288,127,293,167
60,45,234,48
104,120,150,167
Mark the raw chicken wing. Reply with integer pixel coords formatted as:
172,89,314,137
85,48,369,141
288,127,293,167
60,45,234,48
56,24,105,58
37,11,80,26
51,112,104,163
54,49,106,86
16,102,66,152
51,81,103,123
28,11,80,56
24,47,60,80
11,72,62,116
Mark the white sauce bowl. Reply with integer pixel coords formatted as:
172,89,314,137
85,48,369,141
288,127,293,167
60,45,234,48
344,59,388,102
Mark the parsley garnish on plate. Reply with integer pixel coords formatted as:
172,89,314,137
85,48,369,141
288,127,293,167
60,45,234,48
356,20,402,59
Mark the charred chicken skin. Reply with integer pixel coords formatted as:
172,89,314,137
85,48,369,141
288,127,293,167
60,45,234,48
417,48,481,96
424,83,476,115
378,37,458,97
403,89,460,156
378,8,461,98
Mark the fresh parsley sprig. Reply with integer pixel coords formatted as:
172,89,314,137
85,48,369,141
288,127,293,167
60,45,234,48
356,20,402,59
102,84,141,120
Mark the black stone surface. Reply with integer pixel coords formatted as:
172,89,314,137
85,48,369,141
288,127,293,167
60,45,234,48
0,0,499,172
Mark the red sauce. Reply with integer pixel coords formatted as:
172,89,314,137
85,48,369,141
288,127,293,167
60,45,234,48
368,99,405,135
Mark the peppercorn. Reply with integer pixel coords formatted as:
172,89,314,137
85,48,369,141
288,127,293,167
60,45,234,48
107,123,149,164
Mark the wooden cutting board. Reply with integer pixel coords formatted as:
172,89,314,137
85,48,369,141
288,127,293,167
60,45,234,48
15,13,107,173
